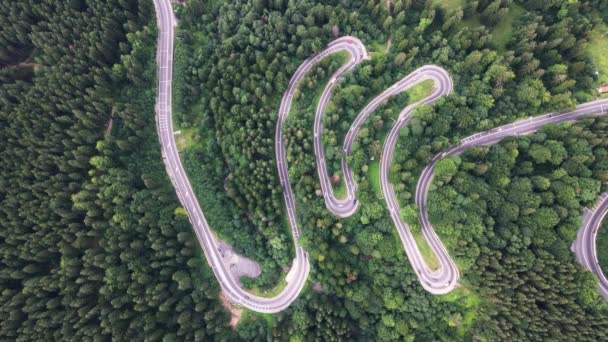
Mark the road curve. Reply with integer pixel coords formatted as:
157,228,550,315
380,66,459,294
416,98,608,297
154,0,310,314
318,65,452,218
277,35,369,236
573,194,608,300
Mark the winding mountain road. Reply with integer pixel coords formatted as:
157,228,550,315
153,0,608,313
318,65,452,219
380,67,459,294
278,35,369,239
154,0,308,314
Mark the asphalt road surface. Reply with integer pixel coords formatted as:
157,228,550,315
154,0,608,312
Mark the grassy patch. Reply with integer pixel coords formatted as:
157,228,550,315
283,52,348,192
334,175,347,199
412,231,440,271
291,52,348,113
438,286,481,337
368,40,389,55
388,225,439,272
461,15,482,32
285,52,348,128
245,278,288,298
386,80,433,183
174,127,200,151
173,22,286,290
332,80,434,198
407,80,434,103
375,80,434,140
588,21,608,86
369,160,382,198
172,28,207,126
172,38,189,125
491,4,524,51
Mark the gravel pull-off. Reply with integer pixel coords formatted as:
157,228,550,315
217,240,262,285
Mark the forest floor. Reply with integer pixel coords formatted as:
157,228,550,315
7,62,40,69
3,47,40,69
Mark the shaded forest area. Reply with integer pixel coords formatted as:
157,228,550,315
0,0,235,340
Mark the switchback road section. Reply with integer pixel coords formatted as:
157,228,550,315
154,0,608,313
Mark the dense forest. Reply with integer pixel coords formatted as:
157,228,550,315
0,0,233,340
428,118,608,340
2,0,608,340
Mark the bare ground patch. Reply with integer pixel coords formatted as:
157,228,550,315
219,291,242,329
